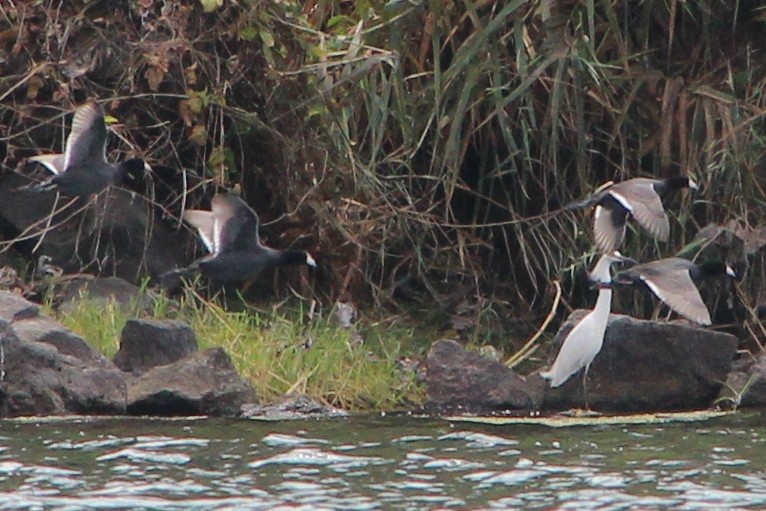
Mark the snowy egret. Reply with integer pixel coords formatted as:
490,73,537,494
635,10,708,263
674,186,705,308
540,252,635,392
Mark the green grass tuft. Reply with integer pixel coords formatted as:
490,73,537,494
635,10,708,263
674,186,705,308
52,298,130,358
50,292,428,411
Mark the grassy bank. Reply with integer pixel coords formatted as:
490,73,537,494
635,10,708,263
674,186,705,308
52,290,431,411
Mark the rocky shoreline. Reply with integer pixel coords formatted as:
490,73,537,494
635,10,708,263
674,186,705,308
0,168,760,419
0,284,761,419
426,312,765,415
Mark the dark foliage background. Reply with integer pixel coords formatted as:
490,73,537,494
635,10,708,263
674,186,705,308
2,0,766,352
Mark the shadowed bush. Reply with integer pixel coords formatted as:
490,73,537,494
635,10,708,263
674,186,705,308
3,0,766,357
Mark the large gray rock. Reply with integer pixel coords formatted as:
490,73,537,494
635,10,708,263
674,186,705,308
425,339,535,413
0,292,126,417
0,291,40,322
0,171,189,281
540,312,739,412
1,291,112,367
127,348,257,416
13,316,110,366
114,319,198,375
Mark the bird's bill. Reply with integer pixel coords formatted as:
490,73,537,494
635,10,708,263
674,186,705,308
306,253,317,267
726,265,736,278
587,279,615,290
688,177,699,191
610,250,638,266
588,250,637,285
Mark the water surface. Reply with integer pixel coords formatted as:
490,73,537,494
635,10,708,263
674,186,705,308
1,411,765,510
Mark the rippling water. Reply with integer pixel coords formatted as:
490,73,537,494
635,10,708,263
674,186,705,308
1,411,765,510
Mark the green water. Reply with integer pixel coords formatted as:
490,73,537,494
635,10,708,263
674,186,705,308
0,412,765,510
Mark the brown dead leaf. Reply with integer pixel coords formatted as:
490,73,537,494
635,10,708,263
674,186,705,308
144,54,169,92
25,75,44,100
146,67,164,91
178,100,193,127
184,63,198,86
189,124,208,146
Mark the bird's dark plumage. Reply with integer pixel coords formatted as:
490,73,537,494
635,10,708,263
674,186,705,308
28,100,150,197
614,257,735,326
162,193,316,286
568,176,697,253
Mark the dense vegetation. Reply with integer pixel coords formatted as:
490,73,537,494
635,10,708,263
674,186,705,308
3,0,766,361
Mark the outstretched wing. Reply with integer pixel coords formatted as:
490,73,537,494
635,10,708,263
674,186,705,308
633,260,712,326
28,154,66,175
211,194,262,253
182,210,218,254
64,100,107,172
609,180,670,242
593,203,628,253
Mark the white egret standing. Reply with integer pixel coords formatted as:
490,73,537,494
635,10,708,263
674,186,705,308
540,252,634,404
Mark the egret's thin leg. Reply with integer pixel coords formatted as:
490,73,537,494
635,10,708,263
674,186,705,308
583,365,590,410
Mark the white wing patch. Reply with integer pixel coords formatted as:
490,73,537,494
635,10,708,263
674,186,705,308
607,190,634,213
212,217,222,255
640,275,711,326
593,205,625,253
28,154,65,175
183,210,216,255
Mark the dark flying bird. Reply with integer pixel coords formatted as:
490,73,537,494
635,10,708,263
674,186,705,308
28,100,150,197
567,176,697,253
614,257,736,326
162,193,316,285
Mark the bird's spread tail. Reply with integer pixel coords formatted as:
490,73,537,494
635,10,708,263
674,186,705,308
563,196,598,211
159,266,196,280
158,266,199,291
17,181,57,193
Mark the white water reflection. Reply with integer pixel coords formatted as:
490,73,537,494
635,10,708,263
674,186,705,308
0,413,762,510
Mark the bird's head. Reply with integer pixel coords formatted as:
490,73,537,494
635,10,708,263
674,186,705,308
589,251,637,285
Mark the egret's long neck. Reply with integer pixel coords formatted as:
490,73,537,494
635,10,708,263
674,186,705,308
591,285,613,324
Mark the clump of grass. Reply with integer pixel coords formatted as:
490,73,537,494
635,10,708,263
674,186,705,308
186,299,425,410
49,290,427,411
50,296,130,358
